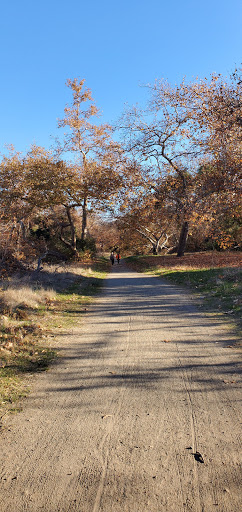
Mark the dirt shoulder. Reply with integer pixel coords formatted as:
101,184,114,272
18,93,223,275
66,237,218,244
125,251,242,339
0,263,241,511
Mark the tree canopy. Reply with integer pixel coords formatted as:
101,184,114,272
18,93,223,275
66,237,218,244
0,69,241,264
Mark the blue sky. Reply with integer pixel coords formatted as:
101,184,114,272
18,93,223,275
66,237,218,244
0,0,241,155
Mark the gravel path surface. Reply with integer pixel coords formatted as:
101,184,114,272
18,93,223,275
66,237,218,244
0,264,241,511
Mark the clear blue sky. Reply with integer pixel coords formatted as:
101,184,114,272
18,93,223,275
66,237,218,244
0,0,241,155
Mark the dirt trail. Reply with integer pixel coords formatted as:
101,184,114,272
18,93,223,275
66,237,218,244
0,264,241,511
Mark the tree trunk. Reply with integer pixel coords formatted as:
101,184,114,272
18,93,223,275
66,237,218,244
81,196,88,242
66,206,77,253
18,220,26,241
63,206,77,254
177,221,189,257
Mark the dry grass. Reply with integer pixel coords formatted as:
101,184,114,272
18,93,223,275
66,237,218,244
0,285,55,314
126,251,242,271
0,257,109,420
0,279,56,418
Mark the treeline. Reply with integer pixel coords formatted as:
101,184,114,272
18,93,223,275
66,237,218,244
117,68,242,255
0,69,241,271
0,79,126,270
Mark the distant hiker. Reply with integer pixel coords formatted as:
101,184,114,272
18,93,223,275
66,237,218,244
110,252,115,265
116,252,121,264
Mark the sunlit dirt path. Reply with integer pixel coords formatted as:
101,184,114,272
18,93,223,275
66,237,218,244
0,264,241,511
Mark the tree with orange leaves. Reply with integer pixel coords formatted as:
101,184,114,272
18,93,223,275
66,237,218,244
56,78,124,252
118,68,242,255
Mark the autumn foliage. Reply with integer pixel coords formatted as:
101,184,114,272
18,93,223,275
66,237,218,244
118,68,242,255
0,69,241,271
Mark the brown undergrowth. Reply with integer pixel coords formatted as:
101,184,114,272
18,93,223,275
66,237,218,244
126,251,242,271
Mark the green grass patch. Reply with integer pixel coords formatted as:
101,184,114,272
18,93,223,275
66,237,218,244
0,322,57,418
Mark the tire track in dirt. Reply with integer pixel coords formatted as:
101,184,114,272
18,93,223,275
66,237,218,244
0,264,241,511
92,316,132,511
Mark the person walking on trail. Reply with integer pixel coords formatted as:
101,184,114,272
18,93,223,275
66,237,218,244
110,252,115,265
116,252,121,264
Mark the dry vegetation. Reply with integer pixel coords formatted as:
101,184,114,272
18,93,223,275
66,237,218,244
0,258,109,421
0,285,55,314
126,251,242,271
